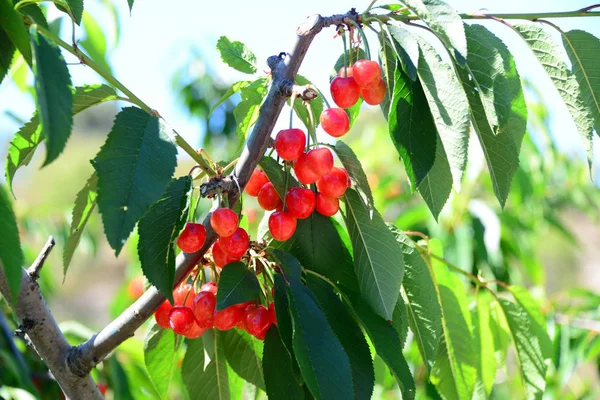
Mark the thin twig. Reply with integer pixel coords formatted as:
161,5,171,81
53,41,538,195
27,236,55,281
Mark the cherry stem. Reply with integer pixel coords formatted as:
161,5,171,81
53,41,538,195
303,100,319,145
310,84,331,109
282,162,291,210
289,92,297,129
341,27,349,76
348,19,371,60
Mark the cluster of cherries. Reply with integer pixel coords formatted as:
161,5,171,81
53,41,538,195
155,281,275,340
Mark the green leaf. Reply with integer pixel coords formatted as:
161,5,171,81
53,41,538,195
234,77,268,144
81,11,111,74
127,0,134,12
215,262,261,310
306,275,375,400
30,28,73,166
416,36,470,188
18,4,49,29
138,176,191,302
0,0,32,65
0,24,16,85
5,84,117,194
94,107,178,256
273,274,295,356
63,172,98,274
220,329,264,389
473,291,496,396
498,299,549,399
387,25,419,81
333,141,374,207
0,184,23,304
259,156,298,199
286,279,354,399
514,24,595,168
507,286,552,359
354,301,416,400
106,356,134,400
393,229,442,372
216,36,257,74
209,80,250,117
262,327,304,400
343,188,404,320
401,0,467,65
379,33,397,119
562,29,600,135
65,0,84,25
144,323,177,399
392,296,409,347
388,63,437,189
293,74,324,135
417,134,453,219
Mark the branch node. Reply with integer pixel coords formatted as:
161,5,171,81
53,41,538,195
27,236,55,281
67,345,92,378
200,176,238,198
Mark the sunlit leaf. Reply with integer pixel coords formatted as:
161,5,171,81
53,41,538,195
144,323,177,399
216,36,257,74
0,184,23,304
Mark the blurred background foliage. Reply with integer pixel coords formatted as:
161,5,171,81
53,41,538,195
1,0,599,399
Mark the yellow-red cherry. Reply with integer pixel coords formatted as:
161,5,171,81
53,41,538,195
269,211,297,242
177,222,206,253
244,304,272,340
285,187,316,219
214,306,244,331
212,240,234,268
173,284,196,308
316,167,350,198
306,148,334,177
320,108,350,138
293,153,320,184
210,208,239,237
274,128,306,161
246,169,269,197
219,227,249,259
257,182,283,211
169,306,195,335
200,281,218,295
361,79,386,105
338,66,354,77
330,76,360,109
352,60,382,89
316,193,340,217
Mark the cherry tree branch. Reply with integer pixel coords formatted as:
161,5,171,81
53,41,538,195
67,10,362,378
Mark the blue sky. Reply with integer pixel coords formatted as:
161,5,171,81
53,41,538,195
1,0,599,172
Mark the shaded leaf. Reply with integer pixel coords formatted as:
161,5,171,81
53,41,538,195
259,156,298,199
262,327,304,400
417,134,453,219
293,74,324,135
0,184,23,304
30,28,73,166
333,141,374,207
473,291,496,396
18,4,49,29
344,188,404,320
217,36,257,74
144,323,177,399
234,77,268,143
94,107,177,256
0,1,32,65
138,176,191,302
216,262,261,310
63,172,98,274
65,0,84,25
220,329,264,390
0,24,15,85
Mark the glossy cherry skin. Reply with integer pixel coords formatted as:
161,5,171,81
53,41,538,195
212,240,234,268
268,302,278,327
269,211,297,242
169,306,195,335
193,291,216,322
352,60,382,89
285,188,316,219
210,208,239,237
214,306,244,331
293,153,320,184
316,167,350,198
275,128,306,161
155,301,172,329
361,79,386,105
306,148,334,177
200,281,218,295
244,304,273,340
219,227,250,259
173,284,196,308
316,193,340,217
320,108,350,138
338,66,354,77
177,222,206,253
246,169,269,197
183,321,207,339
330,77,360,109
257,182,283,211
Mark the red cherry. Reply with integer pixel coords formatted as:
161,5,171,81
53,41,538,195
127,276,144,300
274,129,306,161
183,321,206,339
361,79,386,105
197,317,214,329
257,182,283,211
338,66,354,77
320,108,350,138
154,301,172,329
246,169,269,197
245,304,272,340
173,284,196,308
210,208,239,237
177,222,206,253
285,188,316,219
236,316,247,331
268,302,278,327
219,227,249,259
211,240,233,268
214,306,244,331
352,60,382,89
330,77,360,109
200,281,218,295
306,148,334,177
235,300,253,309
316,167,349,198
193,291,216,322
169,306,195,335
269,211,297,242
316,193,340,217
97,383,108,396
293,153,320,184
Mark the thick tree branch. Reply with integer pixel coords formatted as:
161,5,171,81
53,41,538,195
67,10,361,377
0,247,102,399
